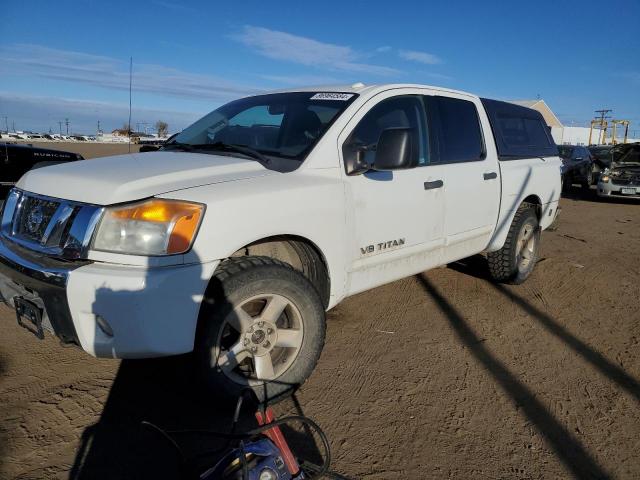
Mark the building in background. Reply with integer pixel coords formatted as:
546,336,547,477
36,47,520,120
509,99,639,145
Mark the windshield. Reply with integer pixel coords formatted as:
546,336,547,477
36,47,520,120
558,146,574,158
170,92,357,162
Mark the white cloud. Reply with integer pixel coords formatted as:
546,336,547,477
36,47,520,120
376,46,392,53
0,44,261,101
0,92,203,134
231,26,401,77
398,49,442,65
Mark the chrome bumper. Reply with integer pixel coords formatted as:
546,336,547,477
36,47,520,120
0,236,88,345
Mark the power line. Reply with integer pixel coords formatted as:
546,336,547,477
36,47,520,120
594,109,612,124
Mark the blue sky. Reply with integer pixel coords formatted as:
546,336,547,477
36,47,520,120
1,0,638,135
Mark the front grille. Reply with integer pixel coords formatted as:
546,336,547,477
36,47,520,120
611,179,639,186
1,189,103,259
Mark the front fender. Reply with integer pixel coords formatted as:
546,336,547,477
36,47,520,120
160,168,349,307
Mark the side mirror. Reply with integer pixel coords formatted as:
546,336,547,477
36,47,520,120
372,128,418,171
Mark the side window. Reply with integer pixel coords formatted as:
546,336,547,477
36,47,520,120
427,96,484,163
343,95,428,168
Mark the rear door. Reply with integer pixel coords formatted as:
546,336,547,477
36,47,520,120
424,94,501,261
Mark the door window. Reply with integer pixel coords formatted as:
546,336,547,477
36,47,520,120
426,96,485,163
343,96,428,168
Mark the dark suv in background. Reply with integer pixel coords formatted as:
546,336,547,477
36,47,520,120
558,145,595,193
0,143,83,201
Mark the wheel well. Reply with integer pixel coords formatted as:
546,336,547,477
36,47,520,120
522,195,542,219
229,235,331,309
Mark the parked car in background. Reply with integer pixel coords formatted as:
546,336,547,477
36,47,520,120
597,142,640,199
0,143,83,200
558,145,594,192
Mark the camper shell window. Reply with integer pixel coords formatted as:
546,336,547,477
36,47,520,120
480,98,558,160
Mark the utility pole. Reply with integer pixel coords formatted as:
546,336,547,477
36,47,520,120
65,118,70,135
591,109,612,145
594,109,612,125
2,116,7,133
58,121,63,135
97,120,101,135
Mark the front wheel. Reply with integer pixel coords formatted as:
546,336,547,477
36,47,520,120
487,204,540,284
582,166,594,190
195,256,326,403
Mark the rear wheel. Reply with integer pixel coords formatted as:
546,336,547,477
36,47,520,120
487,204,540,284
196,256,326,403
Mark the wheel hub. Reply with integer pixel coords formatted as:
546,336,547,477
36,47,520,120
215,293,305,385
243,320,277,356
516,223,536,270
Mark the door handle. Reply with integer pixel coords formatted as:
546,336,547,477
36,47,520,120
483,172,497,180
424,180,443,190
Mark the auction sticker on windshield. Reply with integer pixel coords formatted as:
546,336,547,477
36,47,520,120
310,93,354,101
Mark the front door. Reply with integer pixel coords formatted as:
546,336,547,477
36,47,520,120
340,91,445,295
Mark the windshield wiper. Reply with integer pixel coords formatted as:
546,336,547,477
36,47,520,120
160,141,194,152
190,142,271,165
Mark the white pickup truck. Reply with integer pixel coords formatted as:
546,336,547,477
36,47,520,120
0,84,561,401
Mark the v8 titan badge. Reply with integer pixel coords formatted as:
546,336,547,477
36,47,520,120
360,238,405,255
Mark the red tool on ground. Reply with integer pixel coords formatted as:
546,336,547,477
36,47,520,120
255,407,301,476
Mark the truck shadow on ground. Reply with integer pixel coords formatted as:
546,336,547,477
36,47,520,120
449,255,640,404
68,355,324,480
417,272,612,479
0,356,7,475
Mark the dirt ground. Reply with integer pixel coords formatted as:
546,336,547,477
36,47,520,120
0,144,639,479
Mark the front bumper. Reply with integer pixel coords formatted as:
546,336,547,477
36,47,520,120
597,181,640,199
0,236,82,345
0,236,219,358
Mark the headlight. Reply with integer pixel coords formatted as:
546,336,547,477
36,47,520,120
92,199,204,255
600,174,609,183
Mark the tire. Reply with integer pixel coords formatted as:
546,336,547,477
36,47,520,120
487,203,540,284
582,166,594,191
195,256,326,404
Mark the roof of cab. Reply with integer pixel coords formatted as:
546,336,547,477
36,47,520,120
261,83,478,99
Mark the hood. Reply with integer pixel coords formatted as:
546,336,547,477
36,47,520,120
611,143,640,167
16,151,275,205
